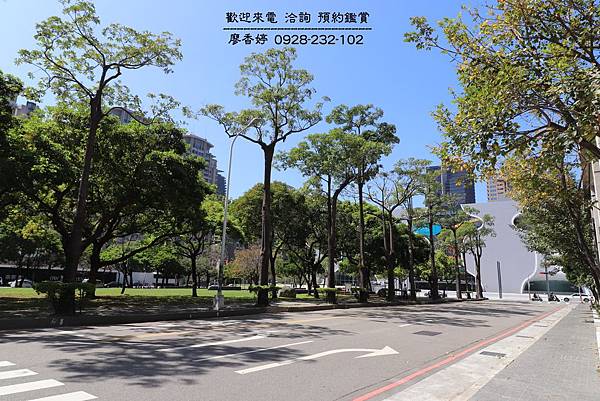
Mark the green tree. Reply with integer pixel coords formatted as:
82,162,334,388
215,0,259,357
201,47,325,306
417,167,454,300
438,206,471,298
391,158,432,300
279,129,384,303
326,104,398,301
506,152,600,296
281,188,328,298
0,70,25,216
8,106,208,285
459,208,495,299
0,209,62,286
172,196,228,297
16,0,183,282
405,1,600,171
229,181,301,296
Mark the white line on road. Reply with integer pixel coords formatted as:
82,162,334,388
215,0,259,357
397,324,413,328
0,369,37,380
197,340,313,361
236,360,296,374
28,391,98,401
0,379,64,396
0,361,15,367
158,335,266,352
235,346,398,374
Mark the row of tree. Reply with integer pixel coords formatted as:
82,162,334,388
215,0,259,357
1,0,496,307
405,0,600,300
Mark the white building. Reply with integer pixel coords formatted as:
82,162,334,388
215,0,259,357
461,201,578,294
183,134,225,195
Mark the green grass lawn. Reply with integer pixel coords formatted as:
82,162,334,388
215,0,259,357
0,287,315,299
0,287,257,298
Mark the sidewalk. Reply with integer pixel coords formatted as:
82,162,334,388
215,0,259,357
471,304,600,400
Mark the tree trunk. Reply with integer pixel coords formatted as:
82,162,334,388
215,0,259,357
258,146,275,307
406,214,417,301
475,255,483,299
428,210,440,299
191,255,198,297
452,229,462,299
311,268,319,299
326,181,337,304
270,253,277,299
357,180,369,302
386,217,396,302
63,104,102,282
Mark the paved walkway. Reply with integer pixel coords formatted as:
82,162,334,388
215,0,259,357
471,304,600,401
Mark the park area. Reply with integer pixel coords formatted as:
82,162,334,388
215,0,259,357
0,287,361,321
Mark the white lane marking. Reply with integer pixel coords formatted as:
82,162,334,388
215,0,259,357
397,323,413,328
0,379,64,396
28,391,98,401
158,335,266,352
0,369,37,380
236,360,295,374
197,340,313,361
0,361,15,367
383,305,574,401
299,346,398,360
235,346,398,374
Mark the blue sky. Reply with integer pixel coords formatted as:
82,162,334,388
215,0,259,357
0,0,487,201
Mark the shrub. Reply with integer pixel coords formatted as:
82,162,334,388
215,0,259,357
318,287,338,304
278,287,296,298
33,281,96,315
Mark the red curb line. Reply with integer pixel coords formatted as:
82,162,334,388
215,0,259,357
353,305,564,401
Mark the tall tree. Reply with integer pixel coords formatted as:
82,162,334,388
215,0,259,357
459,208,495,299
16,0,183,282
392,158,431,300
438,206,470,299
279,129,384,303
405,1,600,170
172,196,229,297
201,47,325,306
6,106,208,284
0,70,25,216
417,166,452,300
229,181,301,296
326,105,398,301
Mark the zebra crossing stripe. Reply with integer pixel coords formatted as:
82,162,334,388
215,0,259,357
0,369,37,380
0,361,15,367
28,390,98,401
0,379,63,396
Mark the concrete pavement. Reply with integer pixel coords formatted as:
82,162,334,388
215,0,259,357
0,301,593,401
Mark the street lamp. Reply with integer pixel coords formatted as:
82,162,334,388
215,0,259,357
214,118,258,311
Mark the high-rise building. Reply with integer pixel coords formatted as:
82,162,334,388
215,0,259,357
487,174,511,202
11,101,37,117
183,134,226,195
427,165,476,204
216,173,226,196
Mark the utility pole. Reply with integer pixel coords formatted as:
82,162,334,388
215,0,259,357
497,261,502,299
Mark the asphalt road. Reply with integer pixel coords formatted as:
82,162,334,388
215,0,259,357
0,300,558,401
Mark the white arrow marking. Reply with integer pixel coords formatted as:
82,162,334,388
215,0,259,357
300,346,398,360
0,361,15,368
235,346,398,374
158,335,265,353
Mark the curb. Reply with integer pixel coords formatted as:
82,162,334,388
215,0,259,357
0,297,470,331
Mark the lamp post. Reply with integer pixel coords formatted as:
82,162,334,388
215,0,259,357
214,118,258,311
